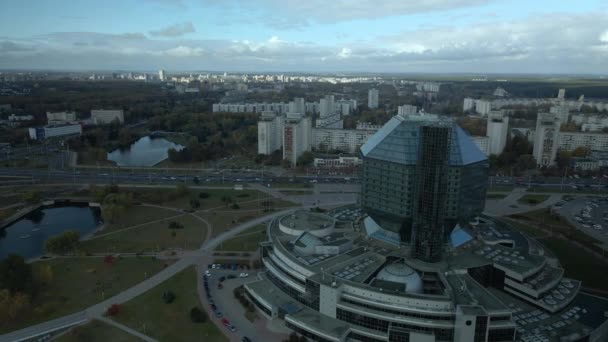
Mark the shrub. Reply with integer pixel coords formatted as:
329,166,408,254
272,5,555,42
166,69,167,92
190,306,207,323
236,193,250,198
106,304,120,316
168,221,184,229
198,192,210,199
45,231,80,255
162,290,176,304
231,203,240,210
190,199,201,209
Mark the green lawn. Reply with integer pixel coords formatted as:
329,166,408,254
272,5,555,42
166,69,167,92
113,267,226,342
540,238,608,292
56,319,139,342
503,217,608,292
271,183,312,189
129,187,265,210
102,206,180,233
196,210,261,238
486,185,514,192
279,190,314,195
486,193,508,199
517,194,551,205
0,257,168,334
82,214,207,253
526,187,608,194
215,224,267,252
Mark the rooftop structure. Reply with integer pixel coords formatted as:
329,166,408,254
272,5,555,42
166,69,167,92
244,206,608,342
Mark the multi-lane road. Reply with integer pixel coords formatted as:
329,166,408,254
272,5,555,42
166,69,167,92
0,167,606,192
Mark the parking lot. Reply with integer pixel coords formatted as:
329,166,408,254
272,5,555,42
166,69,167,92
554,196,608,247
199,263,288,342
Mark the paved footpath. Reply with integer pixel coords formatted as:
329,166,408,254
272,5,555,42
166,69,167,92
0,206,306,342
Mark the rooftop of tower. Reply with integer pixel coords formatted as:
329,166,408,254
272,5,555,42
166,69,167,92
360,113,487,166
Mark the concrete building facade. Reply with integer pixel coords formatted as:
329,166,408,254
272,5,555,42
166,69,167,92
91,109,124,124
368,88,379,109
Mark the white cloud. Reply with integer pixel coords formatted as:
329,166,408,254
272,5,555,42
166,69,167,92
338,48,352,58
204,0,492,26
0,12,607,73
149,22,195,37
164,45,204,57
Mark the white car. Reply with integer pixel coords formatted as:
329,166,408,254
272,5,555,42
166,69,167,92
239,273,249,278
205,270,211,277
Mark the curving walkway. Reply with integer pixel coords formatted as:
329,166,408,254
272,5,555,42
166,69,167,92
0,207,305,342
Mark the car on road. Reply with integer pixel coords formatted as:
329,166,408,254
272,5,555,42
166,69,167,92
219,276,226,282
242,337,252,342
217,282,224,289
215,311,222,318
229,325,237,332
205,270,211,277
239,272,249,278
221,318,229,326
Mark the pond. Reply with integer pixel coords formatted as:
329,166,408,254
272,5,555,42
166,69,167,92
0,205,102,260
107,136,184,167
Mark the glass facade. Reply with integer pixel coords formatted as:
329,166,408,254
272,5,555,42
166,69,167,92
359,114,488,251
411,125,451,262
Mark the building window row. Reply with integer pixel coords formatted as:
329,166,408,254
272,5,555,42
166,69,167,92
341,298,455,322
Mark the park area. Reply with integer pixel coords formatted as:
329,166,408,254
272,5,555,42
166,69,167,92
111,266,226,342
0,256,168,333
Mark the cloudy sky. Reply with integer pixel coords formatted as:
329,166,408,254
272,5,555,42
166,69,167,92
1,0,607,73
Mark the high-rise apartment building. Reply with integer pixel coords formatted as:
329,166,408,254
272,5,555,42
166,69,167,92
257,112,284,155
283,113,311,166
533,113,561,166
475,100,491,116
397,104,417,116
158,69,166,82
368,88,379,109
319,95,335,118
486,111,509,155
289,97,305,116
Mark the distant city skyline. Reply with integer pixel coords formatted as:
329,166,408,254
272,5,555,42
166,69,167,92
0,0,607,73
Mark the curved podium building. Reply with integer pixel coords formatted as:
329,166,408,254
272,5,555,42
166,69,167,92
243,114,608,342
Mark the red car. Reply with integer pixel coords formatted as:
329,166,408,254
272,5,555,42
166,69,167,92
221,318,229,326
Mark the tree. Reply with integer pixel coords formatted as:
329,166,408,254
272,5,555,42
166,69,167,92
162,290,176,303
103,255,114,265
106,304,120,316
0,254,34,294
21,191,41,204
0,289,31,324
572,147,589,157
175,183,189,197
190,199,200,209
45,230,80,255
36,263,53,285
281,158,292,168
516,154,536,172
198,192,210,199
117,128,135,148
190,306,207,323
101,192,133,224
168,221,184,229
297,151,314,167
231,203,240,210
